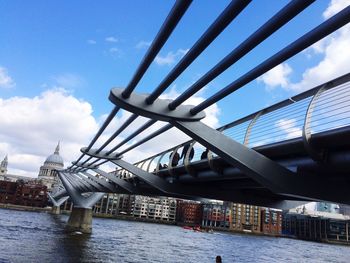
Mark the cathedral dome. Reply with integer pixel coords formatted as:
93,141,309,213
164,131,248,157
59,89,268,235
44,142,64,167
45,153,64,166
38,141,64,189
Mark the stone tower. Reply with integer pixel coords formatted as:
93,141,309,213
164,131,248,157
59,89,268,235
0,155,8,176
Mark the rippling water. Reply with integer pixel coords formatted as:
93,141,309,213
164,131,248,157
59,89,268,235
0,208,349,262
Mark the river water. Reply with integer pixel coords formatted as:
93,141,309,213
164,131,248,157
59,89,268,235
0,209,349,263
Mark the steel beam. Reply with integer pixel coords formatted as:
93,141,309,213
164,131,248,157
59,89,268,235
74,173,109,192
173,120,295,193
172,120,350,204
112,159,185,195
48,193,69,207
65,173,86,191
67,173,91,192
93,168,136,193
57,172,104,208
81,171,118,193
110,159,308,208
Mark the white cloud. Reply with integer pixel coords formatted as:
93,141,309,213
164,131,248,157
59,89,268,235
108,47,123,59
308,38,330,55
105,36,118,43
87,39,96,44
136,40,151,49
53,73,85,89
0,66,15,89
323,0,349,19
303,0,349,58
258,63,292,90
0,83,219,177
275,118,302,139
270,0,350,93
290,24,350,92
0,88,99,177
155,48,189,66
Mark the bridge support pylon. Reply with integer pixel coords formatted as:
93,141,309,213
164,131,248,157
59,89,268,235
48,194,69,215
67,207,94,233
56,171,104,233
51,205,61,215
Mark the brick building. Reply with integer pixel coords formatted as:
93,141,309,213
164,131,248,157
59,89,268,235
0,180,48,207
176,200,203,226
202,202,231,229
261,208,282,235
0,180,17,203
14,181,48,207
230,203,261,233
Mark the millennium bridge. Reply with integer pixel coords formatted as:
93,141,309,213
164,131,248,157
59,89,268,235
49,0,350,233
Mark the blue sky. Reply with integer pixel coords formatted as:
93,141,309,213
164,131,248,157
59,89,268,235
0,1,329,116
0,0,349,176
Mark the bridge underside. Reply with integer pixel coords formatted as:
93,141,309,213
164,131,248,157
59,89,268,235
53,123,350,210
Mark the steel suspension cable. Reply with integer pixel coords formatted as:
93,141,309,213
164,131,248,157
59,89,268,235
106,119,157,155
169,0,315,110
117,123,173,156
145,0,251,104
70,106,121,168
88,106,121,151
122,0,193,98
95,114,138,154
190,6,350,115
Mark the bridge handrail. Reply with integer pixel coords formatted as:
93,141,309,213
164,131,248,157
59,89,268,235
132,73,350,168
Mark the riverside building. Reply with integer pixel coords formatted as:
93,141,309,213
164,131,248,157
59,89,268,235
131,195,176,222
282,211,350,245
91,193,177,223
93,193,133,216
176,200,203,226
261,208,282,235
202,201,231,229
0,180,47,207
230,203,261,233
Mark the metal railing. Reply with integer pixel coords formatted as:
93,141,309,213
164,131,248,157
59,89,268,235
129,74,350,175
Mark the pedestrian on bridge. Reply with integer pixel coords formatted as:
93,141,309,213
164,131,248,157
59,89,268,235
180,143,194,161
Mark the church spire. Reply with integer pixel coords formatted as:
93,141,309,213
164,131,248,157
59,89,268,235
54,141,60,154
1,155,8,168
0,155,8,176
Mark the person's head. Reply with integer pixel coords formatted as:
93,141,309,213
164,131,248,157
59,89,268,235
216,255,222,263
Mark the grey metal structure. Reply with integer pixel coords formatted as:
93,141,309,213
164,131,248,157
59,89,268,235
51,0,350,210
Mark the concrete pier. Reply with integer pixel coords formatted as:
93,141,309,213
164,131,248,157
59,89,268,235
51,206,61,215
67,207,93,233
